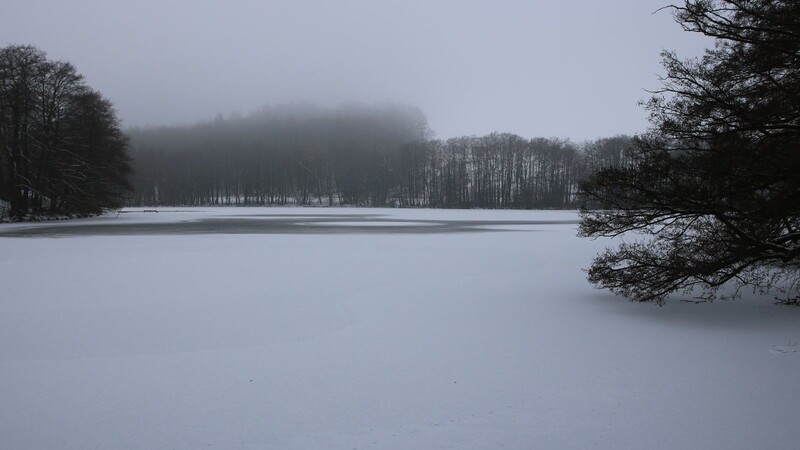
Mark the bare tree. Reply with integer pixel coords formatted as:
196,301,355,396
0,45,130,218
579,1,800,304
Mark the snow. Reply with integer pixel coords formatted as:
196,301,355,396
0,207,798,449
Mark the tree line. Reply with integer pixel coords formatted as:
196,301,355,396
0,43,636,218
127,104,634,209
0,45,131,219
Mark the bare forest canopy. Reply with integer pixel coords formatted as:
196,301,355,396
0,45,131,219
128,104,634,209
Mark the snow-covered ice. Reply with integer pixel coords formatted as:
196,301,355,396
0,207,798,449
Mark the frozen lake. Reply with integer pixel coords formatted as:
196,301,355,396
1,207,798,449
0,209,578,236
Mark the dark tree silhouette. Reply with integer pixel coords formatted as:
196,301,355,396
0,45,131,219
579,1,800,303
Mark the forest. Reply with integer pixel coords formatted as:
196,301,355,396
127,103,634,209
1,43,635,217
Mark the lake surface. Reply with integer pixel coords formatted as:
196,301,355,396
0,211,579,237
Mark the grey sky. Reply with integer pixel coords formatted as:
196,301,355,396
2,0,711,140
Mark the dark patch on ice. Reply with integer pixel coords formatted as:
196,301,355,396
0,214,578,237
770,344,799,354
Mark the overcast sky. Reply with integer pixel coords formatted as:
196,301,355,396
2,0,712,140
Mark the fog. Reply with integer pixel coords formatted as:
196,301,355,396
2,0,711,140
